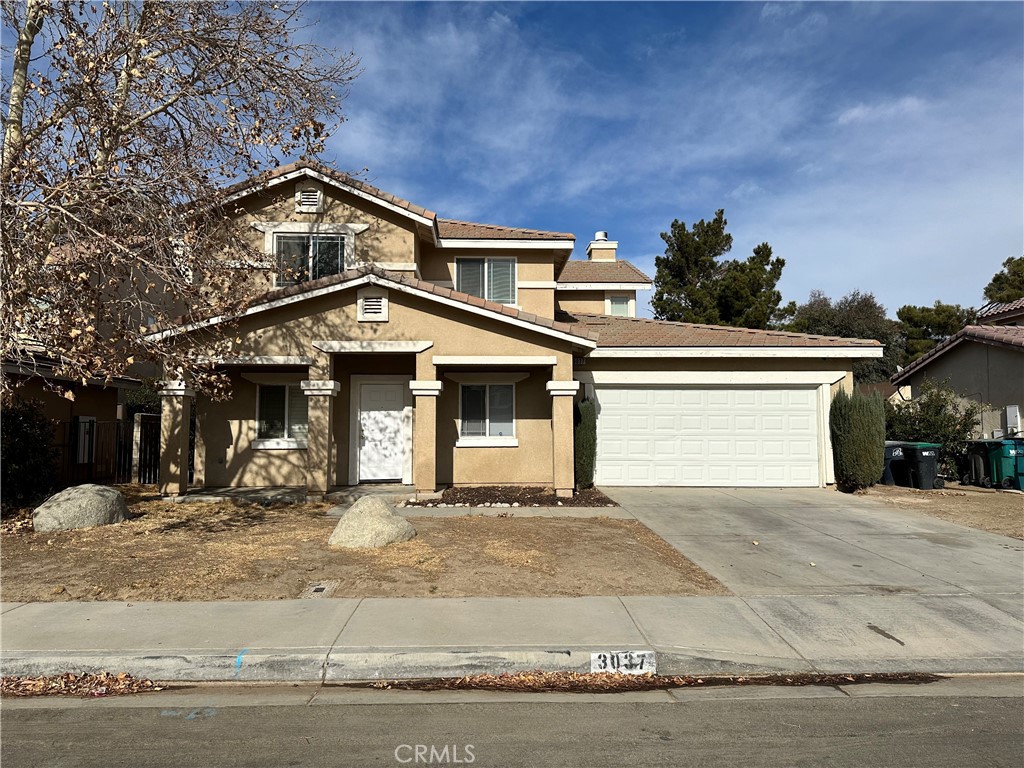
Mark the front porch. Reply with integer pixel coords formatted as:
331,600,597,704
159,344,578,501
169,484,416,506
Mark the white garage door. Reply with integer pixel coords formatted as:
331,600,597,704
594,387,821,487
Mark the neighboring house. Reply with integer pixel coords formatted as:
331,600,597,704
151,160,882,499
890,324,1024,438
3,350,142,485
855,380,909,405
976,297,1024,326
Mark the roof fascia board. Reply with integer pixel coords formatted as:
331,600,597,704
439,238,574,250
891,333,1022,384
224,168,435,228
576,370,848,386
147,274,597,349
556,282,653,291
589,346,883,359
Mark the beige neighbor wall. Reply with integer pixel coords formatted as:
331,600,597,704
12,376,120,423
418,245,557,319
234,183,419,294
191,286,576,488
906,343,1024,437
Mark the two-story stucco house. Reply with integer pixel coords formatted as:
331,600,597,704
151,161,882,499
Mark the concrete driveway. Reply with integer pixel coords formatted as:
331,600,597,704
606,487,1023,605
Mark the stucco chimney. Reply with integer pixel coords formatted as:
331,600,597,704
586,230,618,261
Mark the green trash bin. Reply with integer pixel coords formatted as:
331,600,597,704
902,442,943,490
1013,438,1024,492
985,439,1022,490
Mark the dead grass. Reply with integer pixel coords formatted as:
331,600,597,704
0,485,727,601
862,483,1024,539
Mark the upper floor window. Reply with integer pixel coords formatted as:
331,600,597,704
609,295,630,317
275,233,347,286
456,257,516,305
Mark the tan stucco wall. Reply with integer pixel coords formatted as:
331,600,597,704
555,291,608,315
435,371,554,486
234,183,419,293
906,343,1024,437
11,376,120,423
418,245,557,318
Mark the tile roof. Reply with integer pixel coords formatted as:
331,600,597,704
557,260,652,285
977,297,1024,324
436,218,574,241
158,265,598,344
891,324,1024,384
222,159,437,220
559,312,882,348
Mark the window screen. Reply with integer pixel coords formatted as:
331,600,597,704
488,384,514,436
258,385,287,438
487,259,515,304
610,296,629,317
275,235,309,286
287,386,309,438
457,259,485,298
312,235,346,280
460,385,487,437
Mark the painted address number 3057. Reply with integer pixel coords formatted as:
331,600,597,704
590,650,656,675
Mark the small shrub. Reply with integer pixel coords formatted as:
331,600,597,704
885,378,985,471
1,398,59,511
830,389,885,492
574,398,597,489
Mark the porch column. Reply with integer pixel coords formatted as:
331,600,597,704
410,380,442,496
158,380,194,498
301,380,340,502
547,380,581,498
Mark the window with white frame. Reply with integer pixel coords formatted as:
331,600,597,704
275,233,347,286
456,258,516,304
257,384,309,441
459,383,515,439
609,295,630,317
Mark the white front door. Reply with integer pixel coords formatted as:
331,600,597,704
358,383,406,481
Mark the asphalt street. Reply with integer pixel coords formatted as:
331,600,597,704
3,678,1022,768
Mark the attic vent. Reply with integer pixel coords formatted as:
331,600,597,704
357,287,389,322
295,181,324,213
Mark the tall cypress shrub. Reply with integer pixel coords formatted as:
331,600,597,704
830,389,885,491
574,398,597,489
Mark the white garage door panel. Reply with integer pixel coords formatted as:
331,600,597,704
594,387,821,487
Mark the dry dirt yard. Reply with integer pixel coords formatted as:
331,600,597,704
0,486,727,602
863,483,1023,539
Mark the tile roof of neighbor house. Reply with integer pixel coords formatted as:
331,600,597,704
436,218,574,241
153,265,599,344
557,260,652,284
891,324,1024,384
559,312,882,348
977,297,1024,324
222,159,438,220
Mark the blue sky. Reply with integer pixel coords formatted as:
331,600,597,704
313,1,1023,318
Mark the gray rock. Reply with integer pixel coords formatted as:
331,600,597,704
328,495,416,550
33,484,128,533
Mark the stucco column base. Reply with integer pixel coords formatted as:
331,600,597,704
158,382,195,498
548,380,579,499
302,382,339,500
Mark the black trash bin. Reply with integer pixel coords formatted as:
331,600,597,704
962,440,992,487
902,442,943,490
881,441,907,486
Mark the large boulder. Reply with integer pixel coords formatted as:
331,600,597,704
33,484,128,533
328,495,415,549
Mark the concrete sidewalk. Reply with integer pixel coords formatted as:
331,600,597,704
2,593,1022,682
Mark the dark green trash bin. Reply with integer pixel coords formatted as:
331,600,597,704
902,442,943,490
1013,438,1024,492
881,441,908,486
985,439,1022,489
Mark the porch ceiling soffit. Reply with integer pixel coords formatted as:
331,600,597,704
432,355,558,366
147,272,597,350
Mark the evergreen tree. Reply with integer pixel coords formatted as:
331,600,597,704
652,210,787,329
897,302,976,362
983,256,1024,303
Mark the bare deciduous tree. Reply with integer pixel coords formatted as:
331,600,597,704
1,0,359,399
